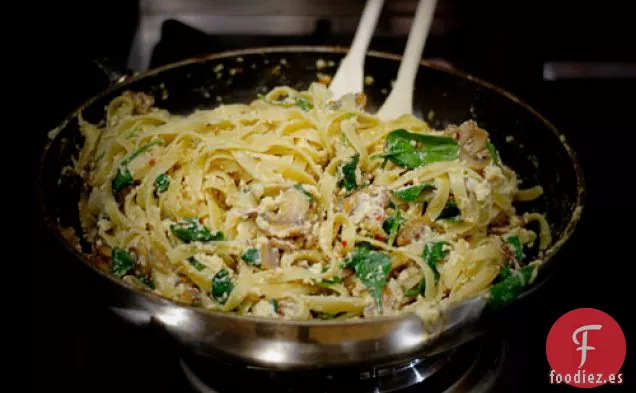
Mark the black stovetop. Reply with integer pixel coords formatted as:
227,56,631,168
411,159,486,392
31,5,633,392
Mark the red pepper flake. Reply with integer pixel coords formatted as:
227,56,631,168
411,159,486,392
375,234,385,241
341,240,348,247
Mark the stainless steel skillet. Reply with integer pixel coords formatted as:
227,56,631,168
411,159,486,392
37,46,585,370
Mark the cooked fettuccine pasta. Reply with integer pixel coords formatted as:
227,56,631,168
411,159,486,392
74,83,549,320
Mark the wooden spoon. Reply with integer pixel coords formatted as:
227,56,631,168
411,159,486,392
377,0,438,120
329,0,385,99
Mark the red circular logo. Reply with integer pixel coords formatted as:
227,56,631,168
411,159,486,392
546,308,626,388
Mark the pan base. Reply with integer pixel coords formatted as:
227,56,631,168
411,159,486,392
180,334,506,393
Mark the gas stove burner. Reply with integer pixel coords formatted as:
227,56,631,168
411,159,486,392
180,335,506,393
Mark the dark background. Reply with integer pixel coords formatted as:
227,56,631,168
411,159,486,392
31,0,633,391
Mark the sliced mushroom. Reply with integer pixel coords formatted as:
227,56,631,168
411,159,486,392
256,187,313,238
124,91,155,115
444,120,491,170
270,237,300,251
97,244,111,258
278,298,311,320
381,278,402,311
150,247,174,274
355,92,367,108
258,240,281,269
488,211,510,234
60,226,81,251
396,266,422,291
88,254,110,272
343,186,390,223
131,246,152,277
499,240,516,265
302,223,320,249
396,216,432,246
342,186,390,238
251,299,279,317
174,283,200,306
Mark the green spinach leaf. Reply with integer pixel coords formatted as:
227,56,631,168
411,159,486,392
344,247,392,311
438,199,461,221
271,299,280,314
211,269,234,304
122,140,163,165
137,273,155,289
112,166,133,194
382,210,403,246
112,140,163,194
392,183,435,202
404,278,426,298
111,247,136,277
356,242,373,252
241,248,260,266
154,173,171,194
170,218,223,243
340,154,360,191
373,129,460,169
295,97,314,111
422,241,451,281
486,141,501,166
318,276,342,288
505,235,525,262
488,265,535,308
497,266,512,281
187,256,206,271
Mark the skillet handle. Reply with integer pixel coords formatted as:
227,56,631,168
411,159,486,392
94,56,135,85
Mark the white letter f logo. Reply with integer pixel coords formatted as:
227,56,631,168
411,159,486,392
572,324,602,368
